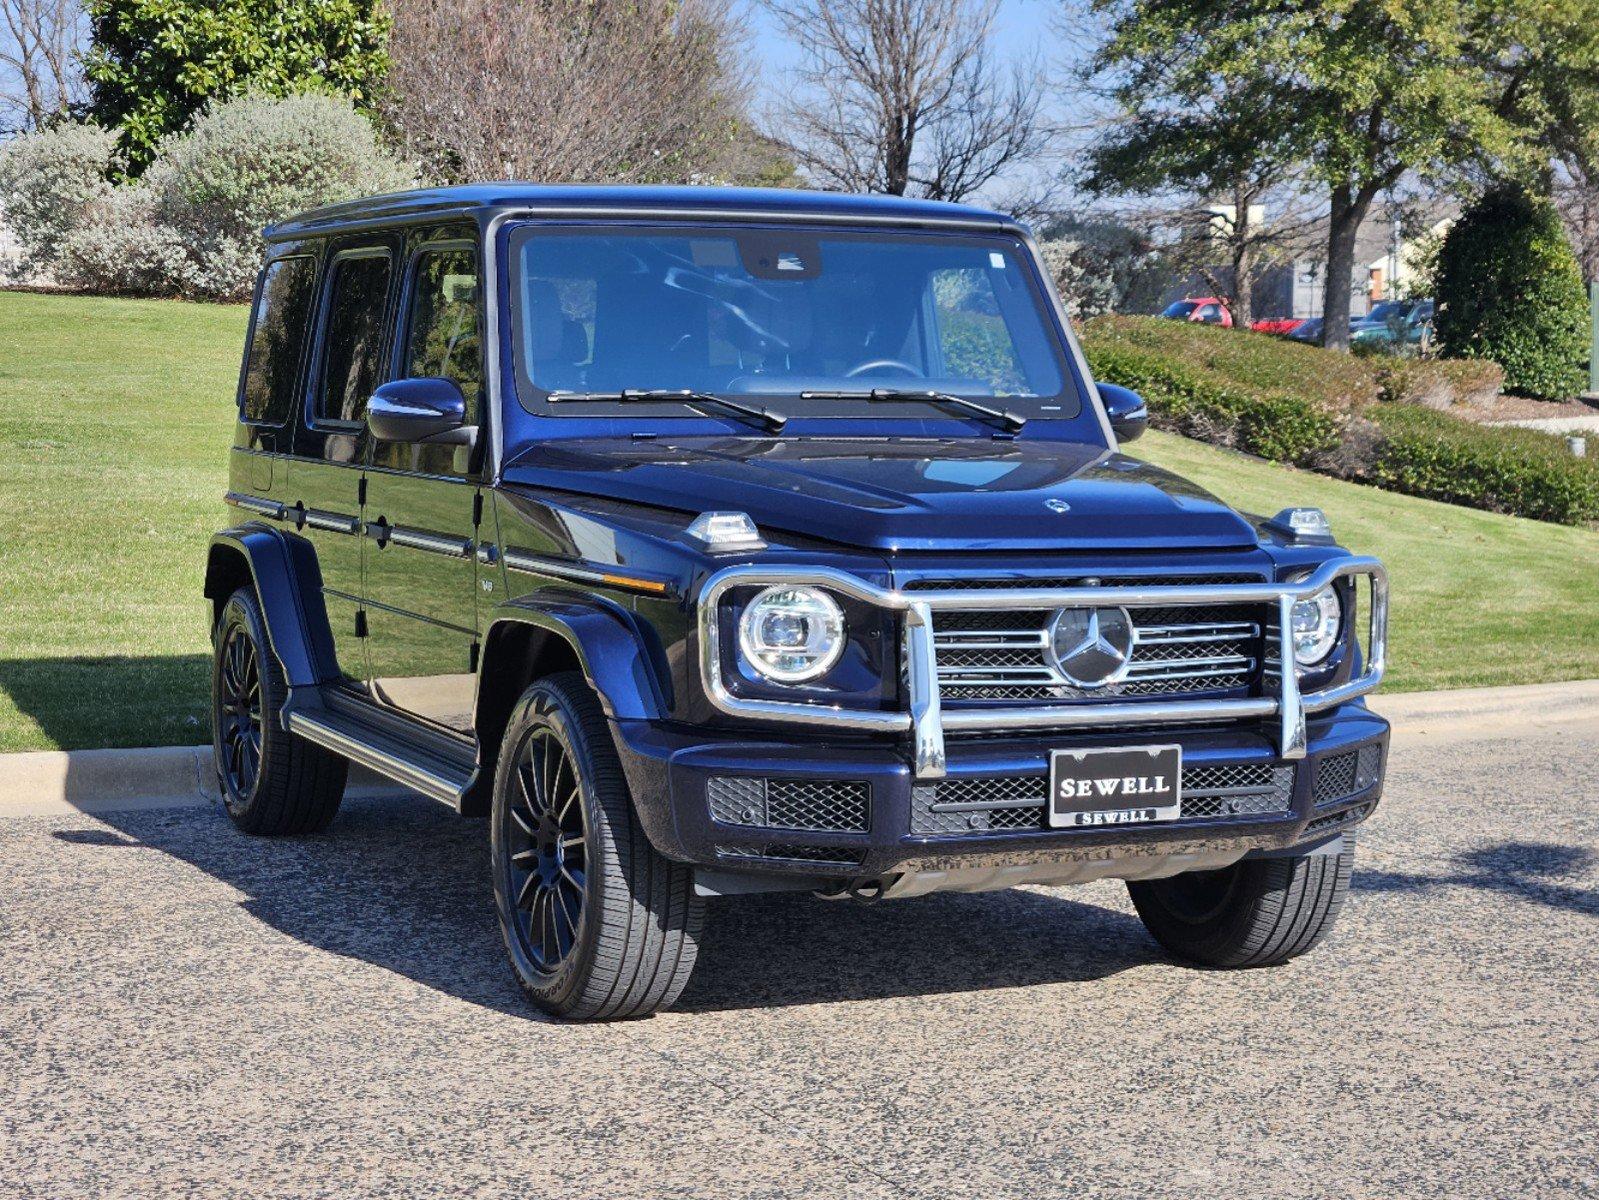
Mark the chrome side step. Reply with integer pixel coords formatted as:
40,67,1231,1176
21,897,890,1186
287,707,471,807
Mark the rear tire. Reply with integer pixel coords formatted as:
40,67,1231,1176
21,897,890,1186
1127,838,1354,968
490,672,703,1020
211,586,347,835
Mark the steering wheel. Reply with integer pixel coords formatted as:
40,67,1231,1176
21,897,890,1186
844,358,924,379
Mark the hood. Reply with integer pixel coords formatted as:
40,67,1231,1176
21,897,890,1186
501,436,1260,552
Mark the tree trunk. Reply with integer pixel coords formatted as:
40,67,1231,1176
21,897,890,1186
1322,184,1377,351
1229,185,1254,328
1231,248,1254,329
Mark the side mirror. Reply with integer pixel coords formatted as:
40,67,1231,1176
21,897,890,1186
1098,382,1148,442
366,378,476,446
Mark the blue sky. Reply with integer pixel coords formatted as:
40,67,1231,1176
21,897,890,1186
746,0,1065,74
743,0,1088,201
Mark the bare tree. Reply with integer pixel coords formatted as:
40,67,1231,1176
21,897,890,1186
0,0,84,135
761,0,1045,202
1556,171,1599,287
383,0,764,185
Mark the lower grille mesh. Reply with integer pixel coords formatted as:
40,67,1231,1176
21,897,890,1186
1313,744,1384,807
708,777,871,833
716,843,867,866
911,763,1295,835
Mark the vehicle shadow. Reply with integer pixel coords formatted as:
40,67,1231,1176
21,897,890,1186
69,791,1158,1018
0,654,211,751
1353,841,1599,918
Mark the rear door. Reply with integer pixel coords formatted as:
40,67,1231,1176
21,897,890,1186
282,240,398,686
360,238,485,734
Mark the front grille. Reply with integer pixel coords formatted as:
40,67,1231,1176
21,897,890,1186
914,574,1267,705
716,843,867,866
1312,744,1384,807
707,777,871,833
910,762,1295,835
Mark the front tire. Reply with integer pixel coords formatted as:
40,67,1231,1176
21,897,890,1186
1127,839,1355,968
211,586,347,835
490,673,702,1020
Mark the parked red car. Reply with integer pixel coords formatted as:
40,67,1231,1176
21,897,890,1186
1161,297,1233,327
1250,317,1308,336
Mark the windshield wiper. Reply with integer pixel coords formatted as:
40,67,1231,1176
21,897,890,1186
800,387,1026,432
546,388,787,433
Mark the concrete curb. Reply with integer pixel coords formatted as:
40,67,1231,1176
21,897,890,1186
0,745,403,818
1377,679,1599,743
2,680,1596,816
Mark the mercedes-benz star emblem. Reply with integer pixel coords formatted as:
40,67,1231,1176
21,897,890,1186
1047,606,1135,689
1045,498,1071,513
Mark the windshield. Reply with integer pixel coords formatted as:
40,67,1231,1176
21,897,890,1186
1365,301,1405,322
509,224,1078,419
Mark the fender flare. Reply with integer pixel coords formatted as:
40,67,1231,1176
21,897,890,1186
204,526,340,689
471,596,678,841
478,597,668,722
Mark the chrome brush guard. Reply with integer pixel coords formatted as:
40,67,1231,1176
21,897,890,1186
698,558,1388,779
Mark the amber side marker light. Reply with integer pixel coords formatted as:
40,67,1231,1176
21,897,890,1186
601,572,672,594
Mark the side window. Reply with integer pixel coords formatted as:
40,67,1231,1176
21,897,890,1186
931,268,1026,393
317,252,392,424
240,256,316,424
404,247,482,418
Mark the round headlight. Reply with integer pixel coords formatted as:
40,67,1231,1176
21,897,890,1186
1290,585,1342,667
737,586,846,683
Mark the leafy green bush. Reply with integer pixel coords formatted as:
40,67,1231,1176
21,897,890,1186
53,187,194,295
1434,186,1588,401
1082,315,1376,410
1368,405,1599,525
85,0,391,173
24,94,414,300
143,92,415,297
1083,340,1342,464
1373,356,1504,408
1080,314,1589,526
0,123,121,281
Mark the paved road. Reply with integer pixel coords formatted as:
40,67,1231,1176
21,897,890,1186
2,713,1596,1199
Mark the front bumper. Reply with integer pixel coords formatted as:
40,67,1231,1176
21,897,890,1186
612,701,1389,884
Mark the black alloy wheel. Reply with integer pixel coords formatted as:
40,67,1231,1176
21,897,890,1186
216,618,263,799
504,727,589,971
211,586,347,835
491,673,702,1020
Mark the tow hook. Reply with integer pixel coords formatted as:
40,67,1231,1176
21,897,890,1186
814,878,888,904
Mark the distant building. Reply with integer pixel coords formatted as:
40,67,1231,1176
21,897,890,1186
1152,201,1455,322
1254,207,1455,320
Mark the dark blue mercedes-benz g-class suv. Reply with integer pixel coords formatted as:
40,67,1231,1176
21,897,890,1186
207,185,1388,1019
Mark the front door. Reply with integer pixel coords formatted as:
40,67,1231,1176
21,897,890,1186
283,242,397,686
361,241,484,735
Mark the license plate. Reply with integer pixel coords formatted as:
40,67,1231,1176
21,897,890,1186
1048,745,1183,828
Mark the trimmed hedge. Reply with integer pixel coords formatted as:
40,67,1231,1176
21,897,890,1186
1081,315,1595,527
1084,314,1375,409
1367,406,1599,525
1082,340,1343,465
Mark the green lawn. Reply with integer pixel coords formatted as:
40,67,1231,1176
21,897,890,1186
0,292,245,752
1,290,1595,752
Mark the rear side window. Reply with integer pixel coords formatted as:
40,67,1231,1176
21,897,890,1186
317,252,392,424
240,256,316,424
404,247,482,419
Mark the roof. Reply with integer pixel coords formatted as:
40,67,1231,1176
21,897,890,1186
264,183,1018,241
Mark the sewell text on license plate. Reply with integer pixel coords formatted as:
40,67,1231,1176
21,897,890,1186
1048,745,1183,828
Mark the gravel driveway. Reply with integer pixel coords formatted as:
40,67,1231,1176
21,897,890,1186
2,713,1595,1199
